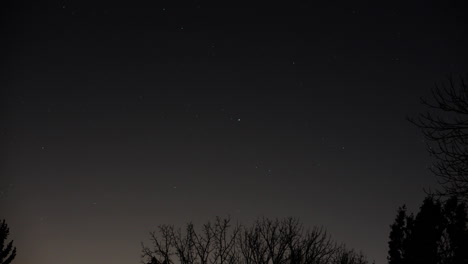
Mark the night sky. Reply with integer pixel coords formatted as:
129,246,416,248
1,1,468,263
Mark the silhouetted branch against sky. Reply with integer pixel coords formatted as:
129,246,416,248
141,216,370,264
410,75,468,201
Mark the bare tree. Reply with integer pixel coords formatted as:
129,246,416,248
141,217,369,264
332,246,368,264
142,225,175,264
238,217,296,264
172,223,197,264
193,222,214,264
296,226,337,264
210,217,240,264
410,75,468,200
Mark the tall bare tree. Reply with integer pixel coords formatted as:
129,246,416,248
410,75,468,200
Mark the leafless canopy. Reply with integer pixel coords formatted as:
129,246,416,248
141,217,369,264
409,75,468,200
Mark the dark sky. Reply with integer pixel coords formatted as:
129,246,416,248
1,1,468,263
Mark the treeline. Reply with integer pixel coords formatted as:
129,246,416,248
141,217,370,264
388,196,468,264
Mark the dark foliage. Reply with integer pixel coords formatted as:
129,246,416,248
388,206,406,264
388,196,468,264
0,219,16,264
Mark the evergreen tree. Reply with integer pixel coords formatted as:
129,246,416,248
388,206,406,264
442,197,468,264
404,197,444,264
388,196,468,264
0,219,16,264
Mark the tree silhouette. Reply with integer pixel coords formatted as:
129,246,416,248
0,219,16,264
404,197,444,264
440,196,468,264
388,195,468,264
409,75,468,200
388,206,406,264
332,246,368,264
141,216,370,264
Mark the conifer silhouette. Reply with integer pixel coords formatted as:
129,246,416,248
388,196,468,264
0,219,16,264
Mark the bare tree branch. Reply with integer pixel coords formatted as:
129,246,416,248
141,217,370,264
409,75,468,201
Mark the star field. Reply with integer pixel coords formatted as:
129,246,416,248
1,1,468,264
